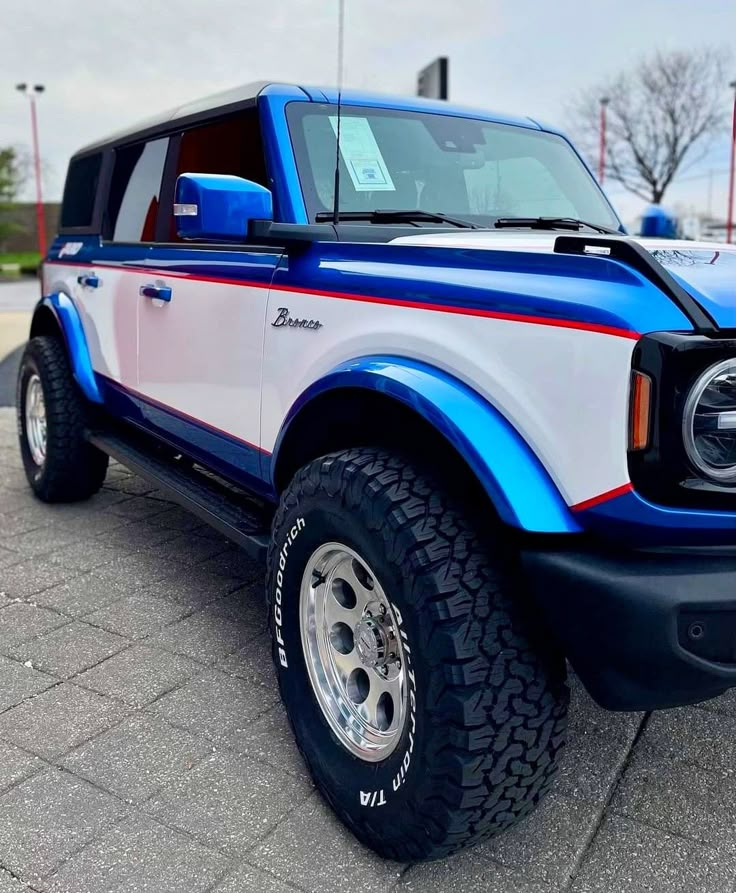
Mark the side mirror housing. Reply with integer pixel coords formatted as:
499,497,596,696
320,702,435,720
174,173,273,241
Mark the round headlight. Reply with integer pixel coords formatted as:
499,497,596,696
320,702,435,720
682,358,736,484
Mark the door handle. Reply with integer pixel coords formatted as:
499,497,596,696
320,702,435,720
140,284,172,302
77,274,100,288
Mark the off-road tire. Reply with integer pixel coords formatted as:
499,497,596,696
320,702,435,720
267,447,568,862
17,335,108,502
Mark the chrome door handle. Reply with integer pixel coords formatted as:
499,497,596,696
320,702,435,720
140,284,172,302
77,274,100,288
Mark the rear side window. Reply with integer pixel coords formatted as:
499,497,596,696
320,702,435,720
60,153,102,230
106,138,168,242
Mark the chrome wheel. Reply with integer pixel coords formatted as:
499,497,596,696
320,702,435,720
25,374,47,467
300,543,407,762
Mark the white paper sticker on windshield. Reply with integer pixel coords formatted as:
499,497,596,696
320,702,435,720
329,116,395,192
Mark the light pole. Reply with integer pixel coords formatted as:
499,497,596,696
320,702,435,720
727,80,736,245
15,82,46,256
598,97,610,186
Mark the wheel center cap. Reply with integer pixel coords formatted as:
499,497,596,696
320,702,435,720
354,618,388,669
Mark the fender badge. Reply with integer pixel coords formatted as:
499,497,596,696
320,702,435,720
271,307,323,331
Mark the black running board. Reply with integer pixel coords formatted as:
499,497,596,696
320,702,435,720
88,431,271,561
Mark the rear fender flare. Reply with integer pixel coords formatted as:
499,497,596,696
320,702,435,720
32,293,102,403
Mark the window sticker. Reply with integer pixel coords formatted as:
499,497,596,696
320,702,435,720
329,116,396,192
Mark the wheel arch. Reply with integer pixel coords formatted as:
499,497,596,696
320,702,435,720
30,294,102,404
270,356,580,534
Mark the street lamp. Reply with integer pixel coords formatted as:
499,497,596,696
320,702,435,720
727,80,736,245
598,97,610,186
15,82,46,256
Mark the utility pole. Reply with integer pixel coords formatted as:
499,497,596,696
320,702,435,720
15,82,46,256
598,97,610,186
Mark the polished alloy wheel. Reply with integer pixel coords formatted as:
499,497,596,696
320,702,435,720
300,542,407,761
25,373,47,466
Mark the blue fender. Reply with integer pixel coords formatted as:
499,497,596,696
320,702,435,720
35,294,102,403
271,357,581,534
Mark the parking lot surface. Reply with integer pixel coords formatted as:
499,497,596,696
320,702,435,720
0,406,735,892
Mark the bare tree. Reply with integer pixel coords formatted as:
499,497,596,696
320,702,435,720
568,48,731,204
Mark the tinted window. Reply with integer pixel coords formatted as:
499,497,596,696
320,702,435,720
60,153,102,229
287,104,619,229
168,110,267,240
107,138,168,241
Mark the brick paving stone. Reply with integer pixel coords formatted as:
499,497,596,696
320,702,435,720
611,729,736,850
0,869,29,892
30,572,132,618
47,541,127,572
90,550,183,588
142,567,241,609
74,644,202,707
83,593,188,640
43,814,230,893
62,714,213,804
250,793,403,893
143,505,206,533
151,532,230,567
477,789,602,888
0,561,80,601
0,602,69,651
215,632,276,684
0,768,128,886
145,750,312,857
0,546,21,568
0,740,45,794
106,497,170,522
235,705,311,784
0,682,129,759
148,670,277,749
196,547,263,583
95,518,184,550
697,688,736,718
3,526,83,559
0,508,48,538
6,622,128,679
570,813,736,893
0,654,56,712
398,855,555,893
147,608,261,665
638,706,736,773
213,864,303,893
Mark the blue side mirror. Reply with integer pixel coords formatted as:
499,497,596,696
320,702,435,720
174,173,273,241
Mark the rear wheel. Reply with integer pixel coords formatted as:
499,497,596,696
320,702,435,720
17,336,108,502
267,447,568,861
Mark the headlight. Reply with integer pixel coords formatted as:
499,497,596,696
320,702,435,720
682,358,736,484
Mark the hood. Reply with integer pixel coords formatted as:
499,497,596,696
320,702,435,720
390,231,736,331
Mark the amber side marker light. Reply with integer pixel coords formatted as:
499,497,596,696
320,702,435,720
629,371,652,451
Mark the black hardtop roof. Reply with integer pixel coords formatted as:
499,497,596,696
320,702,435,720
73,80,285,158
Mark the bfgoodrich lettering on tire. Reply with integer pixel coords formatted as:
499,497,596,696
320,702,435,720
267,447,568,862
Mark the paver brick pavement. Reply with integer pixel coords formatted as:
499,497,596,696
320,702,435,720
0,407,735,891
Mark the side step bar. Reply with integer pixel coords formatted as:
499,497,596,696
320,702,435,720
88,431,272,561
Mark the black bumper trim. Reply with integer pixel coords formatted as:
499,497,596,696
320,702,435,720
522,545,736,711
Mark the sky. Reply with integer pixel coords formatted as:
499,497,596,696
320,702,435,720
1,0,734,225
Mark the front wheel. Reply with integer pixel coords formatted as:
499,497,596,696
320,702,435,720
267,448,568,862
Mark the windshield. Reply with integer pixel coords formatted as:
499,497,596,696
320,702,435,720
286,103,620,229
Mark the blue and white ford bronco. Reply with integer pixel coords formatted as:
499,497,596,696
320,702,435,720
17,81,736,861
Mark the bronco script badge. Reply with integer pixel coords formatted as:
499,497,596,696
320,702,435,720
271,307,323,331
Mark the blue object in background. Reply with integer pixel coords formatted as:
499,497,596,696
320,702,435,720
640,204,678,239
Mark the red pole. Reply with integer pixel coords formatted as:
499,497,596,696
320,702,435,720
598,98,609,186
28,93,46,257
727,82,736,245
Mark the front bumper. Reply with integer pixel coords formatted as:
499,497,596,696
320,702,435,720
523,543,736,711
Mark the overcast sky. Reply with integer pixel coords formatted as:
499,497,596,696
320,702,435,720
1,0,734,223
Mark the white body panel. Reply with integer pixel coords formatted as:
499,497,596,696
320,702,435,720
261,286,635,507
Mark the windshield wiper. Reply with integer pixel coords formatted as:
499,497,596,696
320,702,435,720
314,209,482,229
493,217,621,235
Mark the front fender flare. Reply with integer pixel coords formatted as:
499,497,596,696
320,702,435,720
34,294,102,403
271,357,580,534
